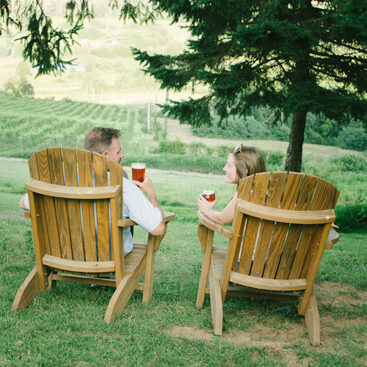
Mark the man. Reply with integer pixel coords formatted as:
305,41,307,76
20,127,164,255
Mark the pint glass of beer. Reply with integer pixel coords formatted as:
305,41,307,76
202,190,216,202
132,163,146,182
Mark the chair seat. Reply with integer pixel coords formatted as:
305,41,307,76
125,243,147,274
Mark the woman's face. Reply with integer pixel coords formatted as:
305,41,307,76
224,153,239,184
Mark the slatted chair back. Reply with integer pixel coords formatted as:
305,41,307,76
222,172,339,296
27,147,124,275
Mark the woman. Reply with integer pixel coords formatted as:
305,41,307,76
198,145,266,224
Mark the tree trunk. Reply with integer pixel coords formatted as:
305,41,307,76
285,109,307,172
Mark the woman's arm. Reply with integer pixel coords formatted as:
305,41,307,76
198,192,237,225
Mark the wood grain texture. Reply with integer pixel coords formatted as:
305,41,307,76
62,148,84,260
238,173,270,274
93,153,110,261
78,150,97,261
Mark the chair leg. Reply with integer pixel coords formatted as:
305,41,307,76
104,262,145,324
12,266,41,311
196,230,214,309
142,248,156,303
305,293,321,346
196,252,211,309
209,263,223,336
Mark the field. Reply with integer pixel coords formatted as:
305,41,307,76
0,159,366,366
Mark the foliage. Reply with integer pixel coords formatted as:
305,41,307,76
0,1,160,76
337,123,367,151
4,76,34,97
133,0,367,171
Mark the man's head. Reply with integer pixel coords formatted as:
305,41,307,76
83,127,123,164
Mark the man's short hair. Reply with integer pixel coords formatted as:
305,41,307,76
83,127,121,154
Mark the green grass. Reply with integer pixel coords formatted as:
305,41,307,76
0,160,366,366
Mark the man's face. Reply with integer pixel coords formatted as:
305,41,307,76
104,137,124,164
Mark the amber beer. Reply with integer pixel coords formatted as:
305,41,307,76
202,190,216,202
132,163,146,182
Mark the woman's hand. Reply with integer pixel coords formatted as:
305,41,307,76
198,195,216,216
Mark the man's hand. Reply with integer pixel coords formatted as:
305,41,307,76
132,176,155,199
133,176,165,235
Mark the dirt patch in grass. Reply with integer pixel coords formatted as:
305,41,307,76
315,281,367,306
166,281,367,362
167,326,215,341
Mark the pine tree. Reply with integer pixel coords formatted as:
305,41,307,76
134,0,367,171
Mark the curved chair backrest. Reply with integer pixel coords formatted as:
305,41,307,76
27,147,124,263
225,172,339,284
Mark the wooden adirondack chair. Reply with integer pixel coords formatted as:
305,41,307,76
196,172,339,346
12,148,174,323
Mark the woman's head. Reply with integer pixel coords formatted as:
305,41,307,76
224,145,266,184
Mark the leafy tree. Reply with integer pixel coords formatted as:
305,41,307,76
5,76,34,97
2,1,367,170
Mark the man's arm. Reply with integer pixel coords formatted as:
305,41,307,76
132,177,165,236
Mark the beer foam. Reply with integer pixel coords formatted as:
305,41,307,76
131,163,146,169
202,190,215,195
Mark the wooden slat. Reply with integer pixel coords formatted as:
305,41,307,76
238,172,270,274
276,174,318,279
28,152,52,255
251,172,287,277
109,160,123,220
109,160,124,266
52,273,116,287
35,149,62,257
26,178,120,199
42,254,115,273
297,179,339,278
93,153,110,261
111,196,124,283
62,148,84,261
28,192,47,291
118,211,175,227
78,150,97,261
48,148,73,260
229,271,307,291
232,175,254,268
263,172,303,278
220,202,246,300
198,211,233,239
237,200,335,224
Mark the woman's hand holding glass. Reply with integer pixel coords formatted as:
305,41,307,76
198,195,217,216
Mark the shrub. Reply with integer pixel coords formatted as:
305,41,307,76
337,123,367,151
335,204,367,232
151,140,186,155
330,154,367,173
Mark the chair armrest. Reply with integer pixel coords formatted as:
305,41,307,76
117,211,175,228
325,228,339,250
198,211,232,239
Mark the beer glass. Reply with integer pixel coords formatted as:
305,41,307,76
202,190,216,202
132,163,146,182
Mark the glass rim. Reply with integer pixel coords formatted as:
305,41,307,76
131,162,146,168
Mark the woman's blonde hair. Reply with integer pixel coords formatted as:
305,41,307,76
231,145,266,179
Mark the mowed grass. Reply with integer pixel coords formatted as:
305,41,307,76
0,160,366,366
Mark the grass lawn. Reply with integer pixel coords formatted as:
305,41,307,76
0,160,366,366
